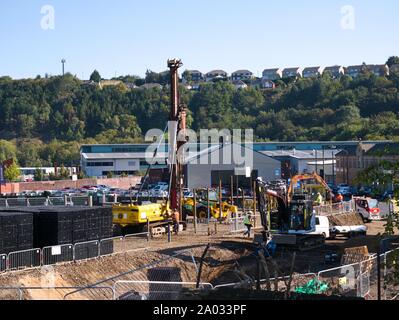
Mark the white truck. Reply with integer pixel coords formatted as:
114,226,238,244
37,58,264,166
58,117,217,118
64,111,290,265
314,215,367,239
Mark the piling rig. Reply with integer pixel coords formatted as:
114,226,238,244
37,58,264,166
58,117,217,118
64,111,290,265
112,59,187,235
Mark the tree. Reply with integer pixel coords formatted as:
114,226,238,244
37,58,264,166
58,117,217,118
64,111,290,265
4,162,21,182
34,168,44,181
90,70,101,83
0,140,17,163
386,56,399,68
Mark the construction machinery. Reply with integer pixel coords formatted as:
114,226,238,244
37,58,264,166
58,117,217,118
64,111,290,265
182,188,237,220
255,173,334,250
287,173,334,204
112,59,187,235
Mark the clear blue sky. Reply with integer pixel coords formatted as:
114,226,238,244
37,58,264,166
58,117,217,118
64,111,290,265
0,0,398,79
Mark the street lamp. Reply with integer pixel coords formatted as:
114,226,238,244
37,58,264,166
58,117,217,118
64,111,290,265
61,59,66,76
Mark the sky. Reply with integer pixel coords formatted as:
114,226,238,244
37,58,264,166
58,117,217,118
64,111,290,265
0,0,398,79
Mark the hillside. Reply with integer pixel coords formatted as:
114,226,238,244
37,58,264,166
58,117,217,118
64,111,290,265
1,62,399,167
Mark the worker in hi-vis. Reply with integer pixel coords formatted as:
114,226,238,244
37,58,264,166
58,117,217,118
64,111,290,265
315,192,323,206
243,212,253,238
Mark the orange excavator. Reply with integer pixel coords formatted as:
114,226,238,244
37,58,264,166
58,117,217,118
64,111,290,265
255,173,333,250
287,173,334,204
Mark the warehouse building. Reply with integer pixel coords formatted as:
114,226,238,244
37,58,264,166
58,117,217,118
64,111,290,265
185,143,281,189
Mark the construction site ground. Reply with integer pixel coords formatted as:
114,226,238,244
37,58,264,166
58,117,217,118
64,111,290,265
0,212,396,300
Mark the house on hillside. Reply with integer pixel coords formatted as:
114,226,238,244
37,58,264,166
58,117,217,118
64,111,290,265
302,67,324,78
262,68,282,81
346,64,389,78
182,70,204,83
231,70,254,81
205,70,228,82
140,83,163,90
323,66,345,78
232,80,248,89
261,79,276,89
282,67,302,79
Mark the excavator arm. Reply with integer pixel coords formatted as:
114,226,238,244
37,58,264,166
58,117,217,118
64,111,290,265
287,173,334,202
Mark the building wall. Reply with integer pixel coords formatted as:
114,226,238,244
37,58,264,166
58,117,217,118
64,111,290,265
186,148,281,189
0,177,141,194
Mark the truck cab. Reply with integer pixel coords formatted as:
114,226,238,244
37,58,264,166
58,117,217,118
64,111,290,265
353,197,381,222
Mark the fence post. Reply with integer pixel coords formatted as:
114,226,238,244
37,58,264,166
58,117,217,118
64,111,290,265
193,189,197,235
384,252,387,300
167,224,171,243
114,194,118,204
64,195,68,206
207,188,210,224
377,248,381,301
88,196,93,207
147,219,150,242
26,198,30,207
5,198,8,208
253,180,257,228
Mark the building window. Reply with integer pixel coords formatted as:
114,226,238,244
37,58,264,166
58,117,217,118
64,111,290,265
87,162,113,167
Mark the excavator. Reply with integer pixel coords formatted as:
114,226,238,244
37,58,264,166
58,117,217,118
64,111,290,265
182,188,237,220
112,59,187,235
255,173,333,250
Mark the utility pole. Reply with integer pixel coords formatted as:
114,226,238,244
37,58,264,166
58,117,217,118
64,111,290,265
61,59,66,76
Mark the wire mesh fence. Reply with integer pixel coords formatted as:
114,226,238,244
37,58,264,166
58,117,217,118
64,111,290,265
42,244,74,266
7,248,41,271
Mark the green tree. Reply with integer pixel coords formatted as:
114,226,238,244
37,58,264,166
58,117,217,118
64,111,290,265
4,162,21,181
386,56,399,67
34,168,44,181
0,140,17,163
90,70,101,83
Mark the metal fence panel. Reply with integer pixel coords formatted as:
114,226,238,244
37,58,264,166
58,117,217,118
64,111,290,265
63,287,115,300
42,244,74,266
0,254,7,272
27,197,48,206
113,281,212,300
70,196,89,206
5,198,29,207
8,248,41,271
73,240,99,261
382,249,399,300
124,233,149,253
99,237,124,257
0,198,6,207
317,261,362,297
48,197,66,206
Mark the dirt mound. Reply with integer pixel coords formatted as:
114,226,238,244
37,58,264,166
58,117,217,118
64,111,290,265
328,212,364,226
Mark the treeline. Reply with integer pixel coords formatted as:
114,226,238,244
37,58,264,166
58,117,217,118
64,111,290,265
1,58,399,167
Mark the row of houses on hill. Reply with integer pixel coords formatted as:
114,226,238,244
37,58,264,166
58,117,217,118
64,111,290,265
182,63,397,89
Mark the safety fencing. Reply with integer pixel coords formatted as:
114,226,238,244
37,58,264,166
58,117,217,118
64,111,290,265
62,246,206,300
0,196,90,207
113,281,213,300
314,200,354,216
185,213,262,236
0,232,150,274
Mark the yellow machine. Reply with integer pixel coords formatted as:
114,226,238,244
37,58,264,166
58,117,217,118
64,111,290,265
182,189,237,220
112,201,171,234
